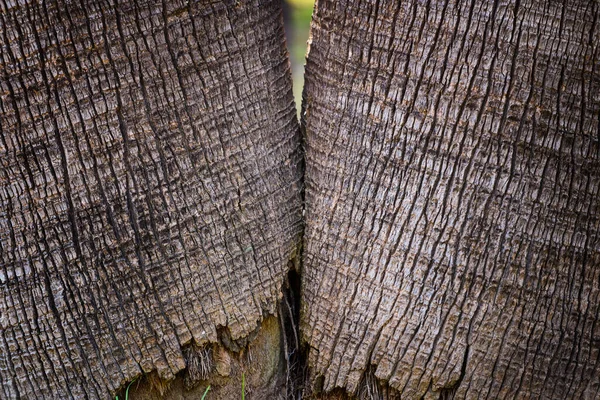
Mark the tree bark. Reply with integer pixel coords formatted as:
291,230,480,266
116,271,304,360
0,0,302,398
302,0,600,398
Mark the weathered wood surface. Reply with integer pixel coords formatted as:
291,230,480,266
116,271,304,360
302,0,600,398
0,0,302,397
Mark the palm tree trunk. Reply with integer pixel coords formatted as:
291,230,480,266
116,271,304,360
301,0,600,398
0,0,302,398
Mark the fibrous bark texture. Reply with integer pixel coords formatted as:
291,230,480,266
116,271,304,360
0,0,302,398
119,315,286,400
302,0,600,398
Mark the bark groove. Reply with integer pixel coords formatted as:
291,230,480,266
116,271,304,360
0,0,302,397
302,0,600,398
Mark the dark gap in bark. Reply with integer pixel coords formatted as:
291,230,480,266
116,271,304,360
280,263,308,400
438,387,457,400
356,366,383,400
356,366,407,400
353,367,402,400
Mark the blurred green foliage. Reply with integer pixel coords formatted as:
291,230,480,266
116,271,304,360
286,0,315,115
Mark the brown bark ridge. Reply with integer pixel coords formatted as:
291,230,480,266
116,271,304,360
0,0,302,398
302,0,600,398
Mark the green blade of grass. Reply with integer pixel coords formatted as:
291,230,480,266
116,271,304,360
201,385,211,400
125,378,137,400
242,372,245,400
115,377,138,400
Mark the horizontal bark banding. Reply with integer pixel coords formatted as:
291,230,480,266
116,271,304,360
0,0,302,398
302,0,600,398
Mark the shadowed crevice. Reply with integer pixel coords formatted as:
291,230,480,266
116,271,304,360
280,262,309,399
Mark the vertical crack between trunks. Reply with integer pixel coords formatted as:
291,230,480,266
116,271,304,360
280,255,308,400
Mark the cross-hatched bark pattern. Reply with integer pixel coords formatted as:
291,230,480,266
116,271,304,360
302,0,600,398
0,0,302,398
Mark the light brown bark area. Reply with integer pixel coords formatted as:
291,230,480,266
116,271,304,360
302,0,600,398
118,315,286,400
0,0,302,398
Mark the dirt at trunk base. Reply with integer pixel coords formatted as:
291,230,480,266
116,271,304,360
115,316,286,400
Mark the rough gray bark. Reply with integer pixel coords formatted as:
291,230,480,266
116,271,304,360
302,0,600,398
0,0,302,398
